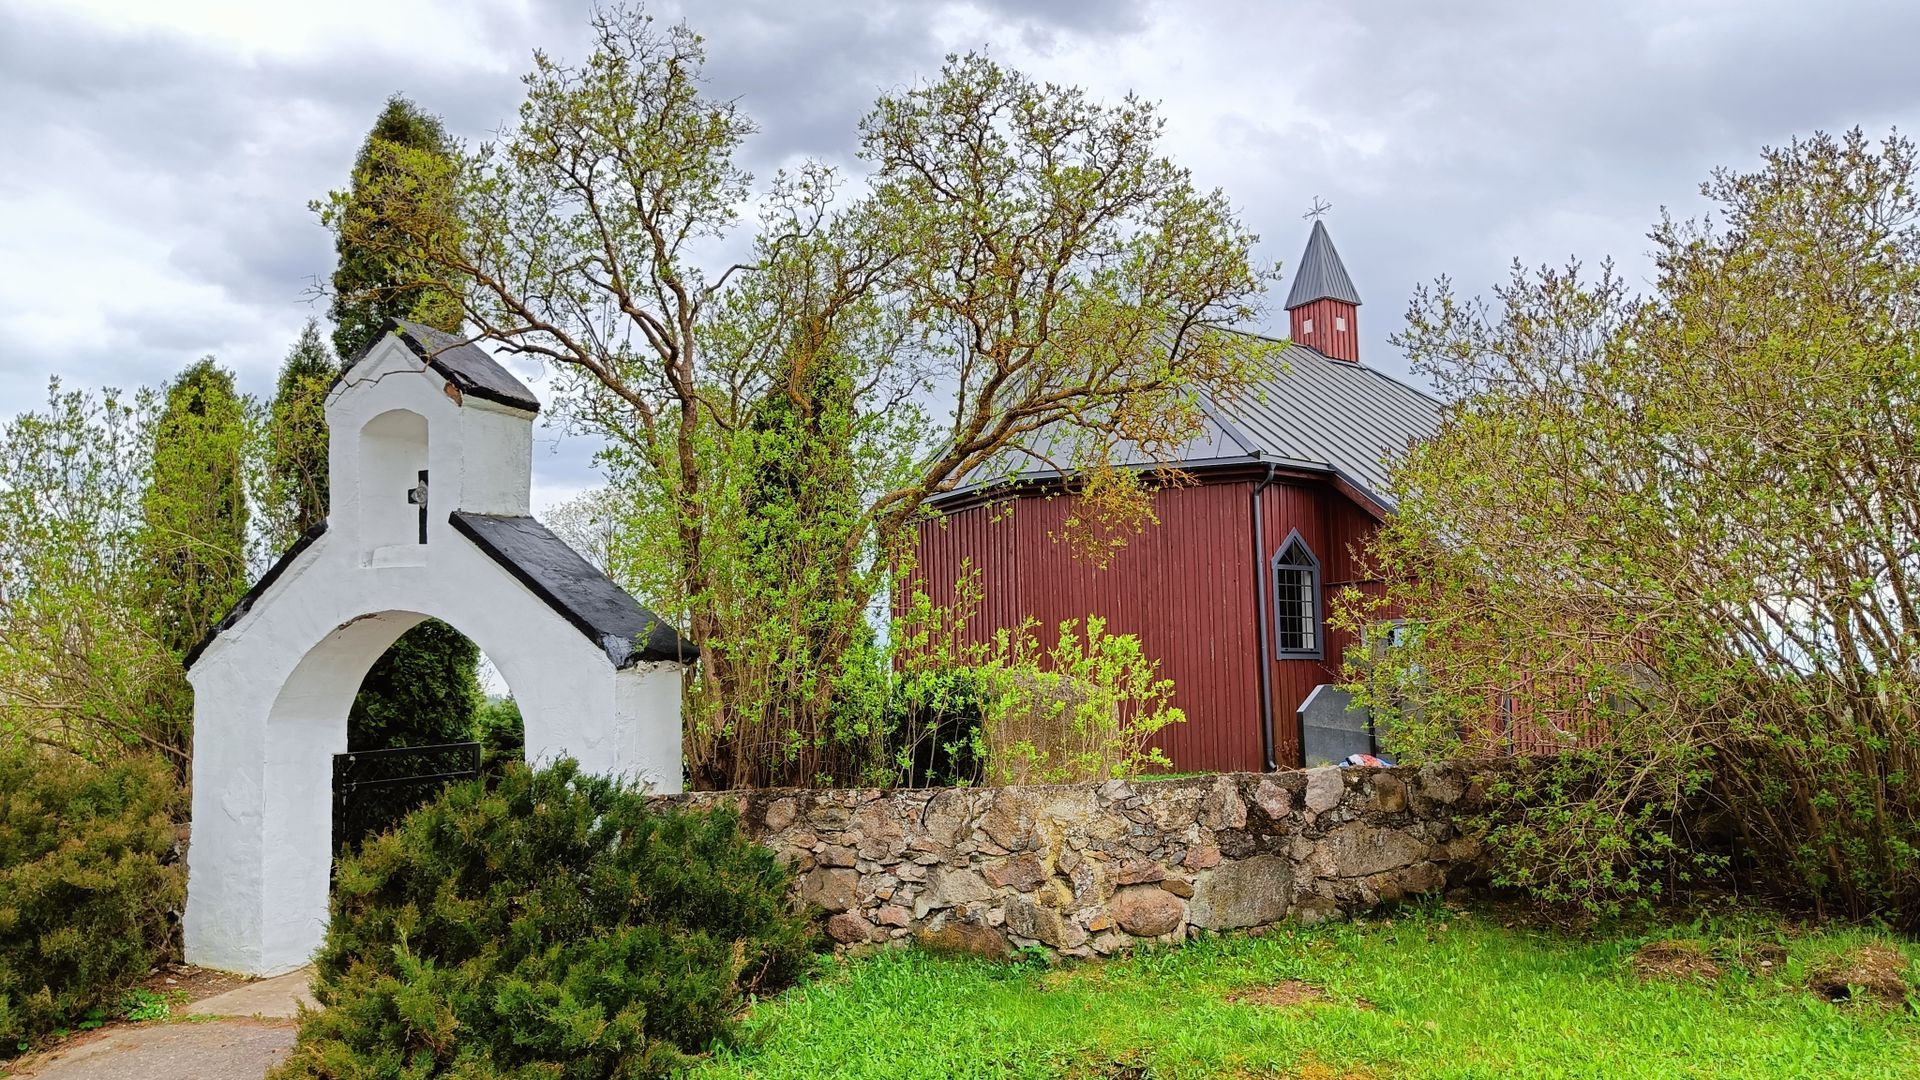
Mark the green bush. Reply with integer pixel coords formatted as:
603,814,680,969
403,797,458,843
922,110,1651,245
0,745,184,1055
885,668,987,787
474,694,525,775
272,759,814,1080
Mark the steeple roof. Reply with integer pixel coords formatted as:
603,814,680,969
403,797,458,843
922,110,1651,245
1283,219,1362,310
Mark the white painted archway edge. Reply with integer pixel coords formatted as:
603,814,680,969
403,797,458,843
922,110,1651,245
184,321,694,976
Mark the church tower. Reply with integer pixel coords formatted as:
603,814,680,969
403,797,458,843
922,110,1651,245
1285,219,1363,363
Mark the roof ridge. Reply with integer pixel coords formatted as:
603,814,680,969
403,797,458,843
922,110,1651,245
1259,336,1444,406
1193,387,1261,459
333,318,542,414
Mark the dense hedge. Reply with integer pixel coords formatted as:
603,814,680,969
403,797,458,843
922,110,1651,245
0,745,184,1054
272,759,814,1080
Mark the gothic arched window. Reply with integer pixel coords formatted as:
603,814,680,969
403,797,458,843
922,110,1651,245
1271,531,1322,659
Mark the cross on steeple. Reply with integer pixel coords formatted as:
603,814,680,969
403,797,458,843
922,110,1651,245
404,470,429,544
1303,196,1333,222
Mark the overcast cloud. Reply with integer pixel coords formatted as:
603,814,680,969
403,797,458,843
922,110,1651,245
4,0,1917,510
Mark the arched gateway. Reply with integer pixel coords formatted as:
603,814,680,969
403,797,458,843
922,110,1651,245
184,320,694,975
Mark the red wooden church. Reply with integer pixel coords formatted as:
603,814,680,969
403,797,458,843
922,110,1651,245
911,221,1441,772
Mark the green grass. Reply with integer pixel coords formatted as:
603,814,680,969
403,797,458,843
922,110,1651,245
694,905,1920,1079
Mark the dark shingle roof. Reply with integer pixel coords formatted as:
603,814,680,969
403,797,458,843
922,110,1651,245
342,319,542,413
1284,220,1363,310
449,512,698,667
930,335,1441,512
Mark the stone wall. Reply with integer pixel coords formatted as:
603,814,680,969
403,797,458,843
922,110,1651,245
666,764,1485,959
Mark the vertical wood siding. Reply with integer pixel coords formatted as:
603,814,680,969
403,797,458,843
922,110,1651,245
1286,298,1361,363
1256,483,1331,767
912,483,1265,772
912,477,1389,773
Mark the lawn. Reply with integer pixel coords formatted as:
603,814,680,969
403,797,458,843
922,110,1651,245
695,904,1920,1079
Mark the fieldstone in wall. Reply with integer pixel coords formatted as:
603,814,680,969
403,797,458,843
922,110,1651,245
826,911,874,944
981,853,1048,891
1370,774,1408,814
1304,768,1345,814
917,920,1011,959
1112,886,1185,937
763,797,797,831
1320,821,1428,878
1254,777,1292,820
798,867,858,913
1005,895,1084,949
663,763,1487,963
1189,854,1293,930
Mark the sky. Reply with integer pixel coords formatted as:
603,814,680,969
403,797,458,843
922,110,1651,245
4,0,1919,513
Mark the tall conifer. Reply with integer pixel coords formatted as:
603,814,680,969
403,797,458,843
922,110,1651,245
264,319,335,548
329,95,483,748
142,357,250,754
328,95,463,359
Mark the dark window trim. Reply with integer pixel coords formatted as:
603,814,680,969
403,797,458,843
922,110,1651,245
1270,528,1324,661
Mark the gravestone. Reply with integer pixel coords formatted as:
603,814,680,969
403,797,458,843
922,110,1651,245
1298,683,1377,766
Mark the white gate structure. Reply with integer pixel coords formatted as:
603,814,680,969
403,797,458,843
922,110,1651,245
183,320,693,976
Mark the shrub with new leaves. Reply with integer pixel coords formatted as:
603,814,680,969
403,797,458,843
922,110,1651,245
0,745,184,1055
977,616,1184,785
1341,129,1920,922
891,573,1185,785
270,759,812,1080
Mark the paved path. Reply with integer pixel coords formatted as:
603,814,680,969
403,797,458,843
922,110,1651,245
183,969,318,1020
11,969,314,1080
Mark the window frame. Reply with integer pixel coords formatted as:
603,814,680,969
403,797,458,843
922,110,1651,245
1270,529,1324,661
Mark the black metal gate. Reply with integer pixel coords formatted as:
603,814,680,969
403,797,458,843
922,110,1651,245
331,741,481,855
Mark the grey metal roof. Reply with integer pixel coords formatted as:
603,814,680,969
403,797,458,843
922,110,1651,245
931,333,1441,512
342,319,542,413
449,512,697,667
1283,220,1363,310
1213,338,1441,507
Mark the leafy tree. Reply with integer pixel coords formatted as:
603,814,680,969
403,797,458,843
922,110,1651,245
142,358,252,756
262,318,335,549
319,6,1274,786
326,95,464,359
1342,129,1920,924
0,383,180,764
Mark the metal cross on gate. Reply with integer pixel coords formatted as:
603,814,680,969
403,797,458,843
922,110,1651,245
405,470,429,544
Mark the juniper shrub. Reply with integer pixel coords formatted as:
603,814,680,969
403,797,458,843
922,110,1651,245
0,745,184,1055
271,759,813,1080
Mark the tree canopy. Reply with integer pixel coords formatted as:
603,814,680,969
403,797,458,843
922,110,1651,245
318,6,1275,786
1344,129,1920,923
263,318,335,549
327,94,464,359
